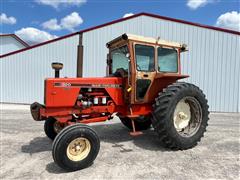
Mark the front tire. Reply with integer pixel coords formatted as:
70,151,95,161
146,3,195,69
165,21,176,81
44,117,64,140
152,82,209,150
52,124,100,171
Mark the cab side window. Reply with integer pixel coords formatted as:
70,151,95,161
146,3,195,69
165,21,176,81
158,47,178,73
135,45,155,72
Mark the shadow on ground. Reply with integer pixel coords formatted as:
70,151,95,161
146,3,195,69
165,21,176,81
21,122,168,174
45,162,66,174
91,123,167,152
21,137,52,155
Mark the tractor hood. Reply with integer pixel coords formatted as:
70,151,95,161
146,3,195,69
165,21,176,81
44,77,123,107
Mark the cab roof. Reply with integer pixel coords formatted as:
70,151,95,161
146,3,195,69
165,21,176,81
107,33,188,51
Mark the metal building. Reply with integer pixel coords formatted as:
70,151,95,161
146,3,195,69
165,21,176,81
0,34,29,55
0,13,239,112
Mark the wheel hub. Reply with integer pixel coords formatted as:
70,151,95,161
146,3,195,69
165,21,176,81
173,100,191,131
53,121,63,134
67,138,91,161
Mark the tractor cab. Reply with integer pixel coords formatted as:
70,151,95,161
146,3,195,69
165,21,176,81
106,34,188,104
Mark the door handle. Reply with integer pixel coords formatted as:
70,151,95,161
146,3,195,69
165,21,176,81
143,74,149,78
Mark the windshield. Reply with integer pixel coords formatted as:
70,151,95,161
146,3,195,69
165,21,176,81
110,45,129,74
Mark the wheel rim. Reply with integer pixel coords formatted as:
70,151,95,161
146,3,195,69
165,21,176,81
66,138,91,162
53,121,63,134
173,97,202,137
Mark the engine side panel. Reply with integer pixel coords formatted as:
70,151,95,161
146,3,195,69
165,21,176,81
45,77,123,107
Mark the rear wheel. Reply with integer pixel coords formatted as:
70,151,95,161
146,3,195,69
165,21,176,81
44,117,64,140
52,124,100,171
152,82,209,150
120,116,152,131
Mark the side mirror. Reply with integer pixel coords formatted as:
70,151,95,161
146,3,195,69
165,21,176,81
51,62,63,78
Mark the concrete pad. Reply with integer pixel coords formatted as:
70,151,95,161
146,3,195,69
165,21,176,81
0,106,239,179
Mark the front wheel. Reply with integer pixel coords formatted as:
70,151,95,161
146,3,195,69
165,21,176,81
152,82,209,150
52,124,100,171
44,117,64,140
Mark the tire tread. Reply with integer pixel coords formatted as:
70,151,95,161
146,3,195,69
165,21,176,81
151,82,209,150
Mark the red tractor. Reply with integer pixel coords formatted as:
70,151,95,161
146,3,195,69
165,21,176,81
31,34,209,171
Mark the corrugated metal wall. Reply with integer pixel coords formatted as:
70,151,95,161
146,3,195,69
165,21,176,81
82,15,240,112
0,35,79,104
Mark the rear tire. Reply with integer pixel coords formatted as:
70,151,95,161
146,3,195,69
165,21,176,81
52,124,100,171
152,82,209,150
120,116,152,131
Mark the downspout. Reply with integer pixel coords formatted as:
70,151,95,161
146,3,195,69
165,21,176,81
238,77,240,113
77,33,83,77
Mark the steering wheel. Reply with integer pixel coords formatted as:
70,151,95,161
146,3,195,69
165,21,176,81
113,68,128,77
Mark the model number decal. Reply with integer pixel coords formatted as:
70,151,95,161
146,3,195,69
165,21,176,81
54,82,71,87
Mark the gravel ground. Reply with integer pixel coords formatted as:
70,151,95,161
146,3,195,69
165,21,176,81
0,104,239,179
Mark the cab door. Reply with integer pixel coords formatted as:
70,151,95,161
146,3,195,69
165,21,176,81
132,43,156,103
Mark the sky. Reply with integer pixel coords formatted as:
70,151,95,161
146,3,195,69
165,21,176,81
1,0,239,45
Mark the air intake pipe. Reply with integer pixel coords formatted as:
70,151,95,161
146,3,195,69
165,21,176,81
51,62,63,78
